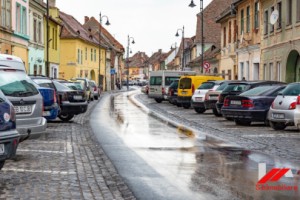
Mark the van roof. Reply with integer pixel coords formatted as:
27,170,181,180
0,54,25,71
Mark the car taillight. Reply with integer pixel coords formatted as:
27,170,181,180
94,86,97,91
10,105,16,122
297,96,300,105
204,93,209,101
53,90,57,103
224,98,229,107
162,87,165,95
192,84,195,94
242,100,254,108
289,102,297,110
271,101,274,109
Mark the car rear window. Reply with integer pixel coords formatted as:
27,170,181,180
179,78,191,89
281,84,300,96
223,84,249,92
239,85,275,96
165,77,179,86
89,81,96,87
0,71,39,96
53,81,72,91
216,82,229,91
150,76,162,86
169,80,179,88
32,78,55,89
198,82,215,89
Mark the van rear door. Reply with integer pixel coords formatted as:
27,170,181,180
149,76,162,98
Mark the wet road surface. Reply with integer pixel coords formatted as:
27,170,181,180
91,90,300,200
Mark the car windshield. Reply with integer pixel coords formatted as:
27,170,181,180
280,84,300,96
223,84,249,92
32,78,56,89
0,70,39,96
198,82,215,89
215,82,229,91
89,81,96,87
72,81,84,90
63,82,81,90
239,86,275,96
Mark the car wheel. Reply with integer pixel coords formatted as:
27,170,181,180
225,117,234,121
0,160,5,170
176,103,182,107
235,119,251,126
270,121,286,130
195,107,206,114
95,96,98,100
155,99,163,103
213,108,222,117
58,114,75,122
182,103,190,109
264,119,270,126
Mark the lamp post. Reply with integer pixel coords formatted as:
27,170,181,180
46,0,49,77
189,0,204,73
175,26,184,71
126,35,135,91
98,12,110,90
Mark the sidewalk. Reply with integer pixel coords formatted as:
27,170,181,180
0,92,135,200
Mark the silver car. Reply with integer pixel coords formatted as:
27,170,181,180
268,82,300,130
0,55,47,142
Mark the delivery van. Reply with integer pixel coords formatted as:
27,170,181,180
177,75,224,108
148,70,196,103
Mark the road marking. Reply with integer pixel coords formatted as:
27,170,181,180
2,168,76,175
17,149,71,154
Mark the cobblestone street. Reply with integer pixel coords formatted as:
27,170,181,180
0,94,135,200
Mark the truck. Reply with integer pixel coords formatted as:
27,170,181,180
148,70,196,103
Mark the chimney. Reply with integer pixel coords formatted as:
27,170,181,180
49,0,56,7
84,16,90,23
158,49,162,53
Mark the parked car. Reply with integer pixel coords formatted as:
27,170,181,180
52,80,88,122
204,80,240,116
0,54,47,142
177,75,224,109
166,80,179,105
89,80,100,100
0,89,20,170
54,79,81,90
268,82,300,130
221,85,286,126
294,95,300,129
69,78,93,102
216,81,284,118
191,80,224,113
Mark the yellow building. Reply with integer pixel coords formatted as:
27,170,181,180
58,11,104,86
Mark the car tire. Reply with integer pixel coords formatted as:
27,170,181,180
235,119,251,126
213,108,222,117
95,96,98,100
194,107,206,113
270,121,286,130
182,103,190,109
58,114,75,122
176,102,182,107
155,99,163,103
225,117,234,121
0,160,5,170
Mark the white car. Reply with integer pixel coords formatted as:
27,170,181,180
191,81,224,113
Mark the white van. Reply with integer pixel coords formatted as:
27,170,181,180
148,70,196,103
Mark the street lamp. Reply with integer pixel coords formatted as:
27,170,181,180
98,12,110,90
189,0,204,73
126,35,135,91
175,26,184,71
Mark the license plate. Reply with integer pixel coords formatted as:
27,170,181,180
230,100,241,105
273,113,285,119
195,97,203,102
0,144,4,154
209,96,218,100
43,111,51,116
181,91,187,95
14,105,32,114
74,95,83,100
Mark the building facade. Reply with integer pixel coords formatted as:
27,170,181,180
0,0,13,55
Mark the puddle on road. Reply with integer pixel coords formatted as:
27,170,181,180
110,92,300,200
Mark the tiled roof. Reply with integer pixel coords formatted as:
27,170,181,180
83,17,124,53
59,11,98,46
195,0,232,44
128,52,149,68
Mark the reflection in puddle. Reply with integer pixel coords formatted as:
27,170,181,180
111,92,300,200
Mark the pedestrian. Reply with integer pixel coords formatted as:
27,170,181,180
242,77,246,81
116,80,121,90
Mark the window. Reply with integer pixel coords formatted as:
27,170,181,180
277,2,282,29
264,10,269,35
239,62,244,80
81,50,83,64
269,63,273,80
223,27,226,47
246,6,250,33
16,3,21,32
270,7,274,33
254,2,259,29
1,0,11,28
38,21,42,43
277,62,281,81
234,20,237,41
241,9,244,34
94,49,96,61
85,48,87,60
91,49,93,61
264,64,268,80
297,0,300,22
22,6,26,34
77,49,80,64
228,69,232,80
228,21,231,43
287,0,292,25
52,28,54,49
33,19,37,42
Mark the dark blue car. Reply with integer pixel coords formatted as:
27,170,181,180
38,87,60,120
0,90,20,170
221,85,286,126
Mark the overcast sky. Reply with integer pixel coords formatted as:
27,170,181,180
56,0,212,57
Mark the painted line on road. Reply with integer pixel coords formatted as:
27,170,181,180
2,168,76,175
17,149,71,154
